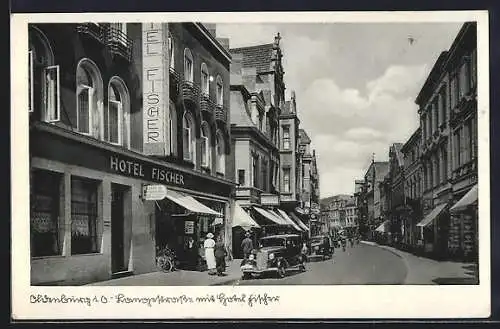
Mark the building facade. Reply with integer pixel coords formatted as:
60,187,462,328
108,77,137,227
401,128,424,249
29,22,234,285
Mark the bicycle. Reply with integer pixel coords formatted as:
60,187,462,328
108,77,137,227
156,246,177,272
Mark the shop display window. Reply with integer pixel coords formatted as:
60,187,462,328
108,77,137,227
71,177,100,255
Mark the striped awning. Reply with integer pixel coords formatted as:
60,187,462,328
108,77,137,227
273,209,303,231
417,203,448,227
165,189,221,216
450,185,478,213
253,206,288,225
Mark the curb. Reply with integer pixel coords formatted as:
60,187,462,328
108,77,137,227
361,241,411,284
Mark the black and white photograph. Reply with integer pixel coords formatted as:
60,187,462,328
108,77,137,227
11,11,490,319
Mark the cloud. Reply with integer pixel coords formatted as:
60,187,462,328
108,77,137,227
215,22,462,197
306,64,427,197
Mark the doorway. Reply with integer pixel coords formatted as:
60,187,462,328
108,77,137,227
111,184,128,274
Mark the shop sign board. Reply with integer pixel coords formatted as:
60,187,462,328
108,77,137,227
142,184,167,200
185,221,195,234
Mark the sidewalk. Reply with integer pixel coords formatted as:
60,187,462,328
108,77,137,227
362,241,479,285
87,259,243,286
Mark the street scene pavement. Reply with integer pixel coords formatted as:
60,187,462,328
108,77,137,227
87,242,477,286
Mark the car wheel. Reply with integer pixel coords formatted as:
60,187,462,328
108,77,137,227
242,273,251,280
277,263,287,278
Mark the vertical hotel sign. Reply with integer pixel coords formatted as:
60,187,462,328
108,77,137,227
142,23,169,156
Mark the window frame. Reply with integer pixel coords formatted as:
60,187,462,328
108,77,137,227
201,63,209,96
43,65,61,122
183,112,195,162
70,176,100,255
107,96,123,146
216,75,223,106
201,122,211,168
216,131,226,174
184,48,194,83
283,168,291,193
76,83,94,135
282,125,290,150
168,34,175,69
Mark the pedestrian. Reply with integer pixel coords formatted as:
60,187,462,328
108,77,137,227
204,232,216,275
214,236,227,276
241,231,254,259
185,236,197,270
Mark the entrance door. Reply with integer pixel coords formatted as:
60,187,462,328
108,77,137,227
111,185,126,273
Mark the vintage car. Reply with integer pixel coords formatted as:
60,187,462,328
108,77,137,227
240,234,307,279
308,235,334,260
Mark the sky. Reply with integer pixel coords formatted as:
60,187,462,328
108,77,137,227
216,22,464,198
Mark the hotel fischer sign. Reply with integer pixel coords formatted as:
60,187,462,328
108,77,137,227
142,23,169,156
110,155,185,186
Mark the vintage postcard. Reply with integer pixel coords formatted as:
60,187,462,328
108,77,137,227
11,10,490,320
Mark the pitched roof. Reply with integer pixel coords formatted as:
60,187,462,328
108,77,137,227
299,129,311,144
230,43,274,74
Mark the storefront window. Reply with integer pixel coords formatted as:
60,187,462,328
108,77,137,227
71,177,99,255
31,170,62,257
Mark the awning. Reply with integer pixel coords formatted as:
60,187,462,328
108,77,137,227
274,209,303,231
450,184,478,213
289,212,310,231
375,220,390,233
416,203,448,228
253,206,287,225
232,203,260,229
165,189,221,216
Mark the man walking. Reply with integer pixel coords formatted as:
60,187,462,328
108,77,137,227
241,231,254,259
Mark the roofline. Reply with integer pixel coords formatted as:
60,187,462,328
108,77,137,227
230,43,274,52
194,23,232,63
401,128,422,153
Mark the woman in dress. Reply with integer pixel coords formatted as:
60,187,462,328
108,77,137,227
204,233,217,275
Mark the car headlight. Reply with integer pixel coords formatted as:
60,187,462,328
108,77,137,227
314,246,320,250
249,254,255,260
269,253,275,260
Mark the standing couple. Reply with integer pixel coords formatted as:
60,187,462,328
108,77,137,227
203,233,227,276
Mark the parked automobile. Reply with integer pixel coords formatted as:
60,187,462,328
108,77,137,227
240,234,307,280
308,235,334,260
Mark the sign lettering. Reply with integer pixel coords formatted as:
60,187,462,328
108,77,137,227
142,23,169,155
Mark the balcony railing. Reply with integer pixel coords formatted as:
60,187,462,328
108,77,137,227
76,24,133,62
452,158,477,181
215,104,228,122
180,81,200,104
105,26,133,61
76,23,106,43
200,94,215,115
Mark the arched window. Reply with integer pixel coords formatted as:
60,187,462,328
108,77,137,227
216,75,223,106
183,112,195,162
169,102,177,156
107,76,130,148
29,27,59,121
76,59,103,137
184,48,194,83
168,34,175,69
216,130,225,175
201,63,209,95
201,122,211,168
